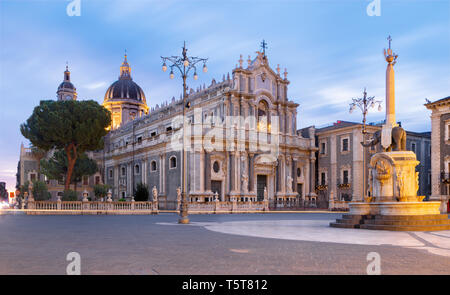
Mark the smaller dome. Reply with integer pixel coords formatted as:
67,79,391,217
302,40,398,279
58,81,75,90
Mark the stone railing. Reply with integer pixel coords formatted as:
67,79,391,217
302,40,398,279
25,199,269,215
329,200,350,211
27,200,156,215
184,200,268,214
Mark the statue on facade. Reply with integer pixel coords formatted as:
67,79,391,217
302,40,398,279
241,174,249,193
152,186,158,202
286,176,293,193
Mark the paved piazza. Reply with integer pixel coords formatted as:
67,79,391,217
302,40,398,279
1,212,450,275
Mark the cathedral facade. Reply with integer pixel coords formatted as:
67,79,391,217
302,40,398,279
101,51,317,209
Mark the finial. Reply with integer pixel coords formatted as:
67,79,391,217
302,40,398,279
247,55,252,67
283,68,288,80
260,39,268,56
276,64,280,76
65,61,69,71
239,54,243,68
384,35,398,65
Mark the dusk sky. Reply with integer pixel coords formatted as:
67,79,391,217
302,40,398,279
0,0,449,192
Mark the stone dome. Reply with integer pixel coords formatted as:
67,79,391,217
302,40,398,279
103,54,147,104
58,81,75,90
104,78,146,103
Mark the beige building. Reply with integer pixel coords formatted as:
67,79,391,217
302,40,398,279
425,96,450,213
316,120,431,210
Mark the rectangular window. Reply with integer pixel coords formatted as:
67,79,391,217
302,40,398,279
321,172,326,185
320,142,326,155
30,173,36,182
137,136,142,144
82,175,88,186
343,170,349,184
150,131,156,137
342,138,349,152
109,169,113,179
411,142,416,153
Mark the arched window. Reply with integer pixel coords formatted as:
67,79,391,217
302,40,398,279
169,156,177,169
151,161,157,172
213,161,220,173
134,164,140,174
257,99,269,131
121,166,126,176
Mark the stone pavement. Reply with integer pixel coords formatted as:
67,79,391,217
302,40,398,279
0,213,449,274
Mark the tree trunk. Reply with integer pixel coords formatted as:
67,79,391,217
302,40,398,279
64,144,77,191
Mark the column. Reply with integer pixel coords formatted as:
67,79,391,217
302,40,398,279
430,113,441,200
142,157,147,185
249,153,255,192
159,153,165,193
205,152,211,191
200,150,205,192
230,152,235,192
330,134,337,200
293,159,298,193
127,162,132,197
235,151,241,193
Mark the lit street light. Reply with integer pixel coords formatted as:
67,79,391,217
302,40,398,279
349,88,382,201
161,42,208,224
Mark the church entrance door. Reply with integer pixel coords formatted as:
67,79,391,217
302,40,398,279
211,180,221,201
257,175,267,201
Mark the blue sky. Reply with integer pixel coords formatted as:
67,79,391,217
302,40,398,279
0,0,449,191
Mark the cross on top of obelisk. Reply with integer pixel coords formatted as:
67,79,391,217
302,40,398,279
387,35,392,49
260,40,268,56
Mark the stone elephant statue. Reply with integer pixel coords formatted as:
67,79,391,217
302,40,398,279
361,126,406,152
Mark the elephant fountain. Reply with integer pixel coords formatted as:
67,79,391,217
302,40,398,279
361,126,406,152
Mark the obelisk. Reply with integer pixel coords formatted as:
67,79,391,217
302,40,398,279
381,35,399,150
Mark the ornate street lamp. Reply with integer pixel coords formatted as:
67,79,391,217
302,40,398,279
349,88,382,201
161,42,208,224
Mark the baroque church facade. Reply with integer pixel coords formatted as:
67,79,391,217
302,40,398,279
17,50,317,207
101,51,317,208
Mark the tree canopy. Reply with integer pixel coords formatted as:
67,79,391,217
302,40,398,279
21,100,111,190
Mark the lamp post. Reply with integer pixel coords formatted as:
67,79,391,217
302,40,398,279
161,42,208,224
349,88,382,201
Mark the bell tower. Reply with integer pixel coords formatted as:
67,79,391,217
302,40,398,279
57,64,77,101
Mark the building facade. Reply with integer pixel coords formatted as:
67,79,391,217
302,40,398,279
102,51,317,208
316,120,431,210
425,96,450,213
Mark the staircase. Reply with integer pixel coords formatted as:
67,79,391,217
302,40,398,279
330,214,450,231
